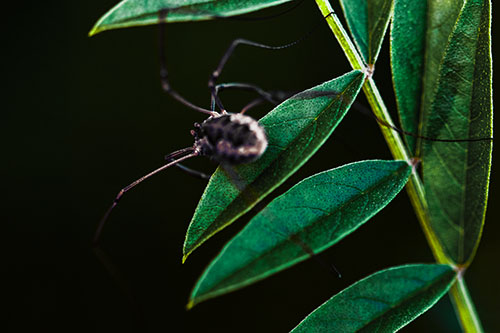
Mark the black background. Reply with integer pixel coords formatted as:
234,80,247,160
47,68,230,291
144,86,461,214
5,1,499,332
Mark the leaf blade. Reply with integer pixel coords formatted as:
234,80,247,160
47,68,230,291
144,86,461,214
90,0,294,35
291,264,457,332
183,70,365,260
188,160,412,307
390,0,465,155
390,0,427,155
340,0,394,65
421,0,493,265
419,0,465,141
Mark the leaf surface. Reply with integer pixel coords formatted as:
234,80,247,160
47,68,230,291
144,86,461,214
340,0,393,65
390,0,426,155
90,0,294,35
188,160,412,307
391,0,465,155
421,0,492,265
183,71,365,260
419,0,465,135
291,264,457,332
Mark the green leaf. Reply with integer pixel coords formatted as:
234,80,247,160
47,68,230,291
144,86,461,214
390,0,426,155
183,70,365,261
340,0,394,65
421,0,492,265
89,0,294,36
390,0,465,155
188,160,412,307
419,0,465,142
291,264,457,332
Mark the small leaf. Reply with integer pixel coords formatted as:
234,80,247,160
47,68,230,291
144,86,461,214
340,0,394,65
390,0,465,155
90,0,294,36
183,70,365,261
188,160,412,307
291,264,457,332
421,0,492,265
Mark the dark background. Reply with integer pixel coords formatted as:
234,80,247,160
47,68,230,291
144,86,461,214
5,1,498,332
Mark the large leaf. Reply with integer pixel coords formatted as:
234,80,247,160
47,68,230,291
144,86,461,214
90,0,294,35
391,0,465,155
291,264,457,332
340,0,394,65
188,160,412,307
183,71,365,261
390,0,426,155
421,0,492,265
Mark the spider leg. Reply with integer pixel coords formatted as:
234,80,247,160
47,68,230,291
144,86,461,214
240,97,265,114
210,82,276,111
158,10,217,116
165,154,211,180
211,82,296,112
208,38,301,112
208,12,336,112
93,147,199,244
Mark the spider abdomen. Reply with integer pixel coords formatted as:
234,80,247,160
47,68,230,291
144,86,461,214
194,113,267,164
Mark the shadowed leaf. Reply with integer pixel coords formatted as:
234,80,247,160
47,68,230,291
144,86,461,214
183,70,365,261
90,0,294,35
188,160,411,307
291,264,457,332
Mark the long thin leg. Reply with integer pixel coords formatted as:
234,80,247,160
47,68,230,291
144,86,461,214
92,246,146,327
174,164,211,180
211,82,296,111
240,98,265,114
93,147,199,244
211,82,278,111
165,154,211,180
218,0,306,22
208,12,336,112
209,38,302,111
158,10,216,116
238,91,295,114
352,101,494,144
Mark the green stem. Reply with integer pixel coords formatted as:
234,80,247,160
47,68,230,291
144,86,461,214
313,0,448,264
449,275,484,332
314,0,483,331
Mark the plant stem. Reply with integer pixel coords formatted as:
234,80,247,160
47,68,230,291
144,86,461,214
313,0,448,263
449,275,484,332
314,0,483,331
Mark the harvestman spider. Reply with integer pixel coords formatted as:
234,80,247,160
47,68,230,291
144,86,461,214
94,6,493,245
93,9,321,244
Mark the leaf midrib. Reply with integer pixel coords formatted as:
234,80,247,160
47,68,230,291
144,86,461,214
352,271,456,330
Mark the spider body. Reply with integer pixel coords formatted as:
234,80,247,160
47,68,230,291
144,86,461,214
193,113,267,164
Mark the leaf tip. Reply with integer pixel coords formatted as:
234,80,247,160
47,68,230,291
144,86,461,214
186,299,195,310
88,25,101,37
183,240,203,263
